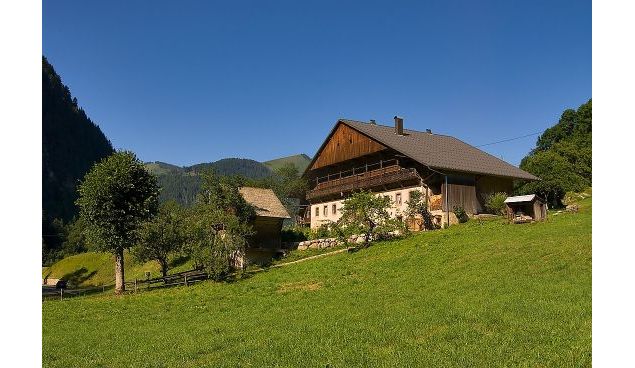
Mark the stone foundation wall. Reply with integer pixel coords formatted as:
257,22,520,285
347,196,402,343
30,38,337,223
296,232,402,251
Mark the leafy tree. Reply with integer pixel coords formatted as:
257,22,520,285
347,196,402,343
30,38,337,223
186,206,253,279
337,190,399,248
42,216,66,265
77,151,159,294
61,216,89,256
133,201,186,277
517,150,588,207
197,170,255,222
517,99,592,206
185,169,255,278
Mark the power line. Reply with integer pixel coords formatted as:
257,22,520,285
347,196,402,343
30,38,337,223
475,132,541,148
407,130,542,160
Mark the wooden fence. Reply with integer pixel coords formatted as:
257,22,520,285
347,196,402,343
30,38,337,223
43,269,209,301
124,269,209,292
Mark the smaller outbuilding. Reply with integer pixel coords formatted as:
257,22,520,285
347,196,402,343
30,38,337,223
504,194,547,223
238,187,291,267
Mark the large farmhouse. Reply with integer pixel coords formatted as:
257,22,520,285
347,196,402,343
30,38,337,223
303,117,538,229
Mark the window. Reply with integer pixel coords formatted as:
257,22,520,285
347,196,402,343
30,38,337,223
315,206,319,217
396,193,402,205
332,204,337,215
409,190,416,200
323,206,328,216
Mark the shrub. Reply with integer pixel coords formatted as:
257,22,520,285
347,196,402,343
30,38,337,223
453,206,469,223
281,226,310,242
484,192,508,215
405,190,438,230
310,223,333,240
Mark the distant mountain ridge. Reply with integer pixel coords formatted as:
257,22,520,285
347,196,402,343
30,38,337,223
145,154,311,205
144,158,273,178
145,158,273,205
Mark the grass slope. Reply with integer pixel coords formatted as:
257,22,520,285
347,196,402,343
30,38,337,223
263,153,311,172
42,252,194,287
43,198,591,367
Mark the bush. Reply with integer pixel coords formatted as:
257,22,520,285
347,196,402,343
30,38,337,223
405,190,438,230
484,192,508,215
281,226,310,242
310,223,334,240
453,206,469,223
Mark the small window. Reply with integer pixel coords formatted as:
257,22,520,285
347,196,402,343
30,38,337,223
396,193,402,205
323,205,328,216
332,204,337,215
315,206,319,217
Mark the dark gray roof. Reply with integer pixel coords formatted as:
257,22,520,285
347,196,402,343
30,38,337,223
337,119,538,180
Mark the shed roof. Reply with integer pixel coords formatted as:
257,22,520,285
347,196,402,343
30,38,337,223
307,119,539,181
239,187,290,219
504,194,538,203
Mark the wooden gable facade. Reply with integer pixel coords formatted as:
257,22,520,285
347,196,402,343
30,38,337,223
311,123,387,170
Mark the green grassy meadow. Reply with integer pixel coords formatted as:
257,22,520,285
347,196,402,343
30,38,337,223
42,251,194,288
42,198,591,367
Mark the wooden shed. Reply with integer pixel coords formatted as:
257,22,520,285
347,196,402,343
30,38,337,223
504,194,547,223
238,187,291,267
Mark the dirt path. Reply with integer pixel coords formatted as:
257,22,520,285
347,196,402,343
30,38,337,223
248,248,350,274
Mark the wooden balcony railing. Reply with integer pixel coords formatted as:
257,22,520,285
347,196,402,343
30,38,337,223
307,161,419,200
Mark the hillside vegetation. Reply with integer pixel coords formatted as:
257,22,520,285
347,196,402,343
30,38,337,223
43,196,591,367
263,153,311,172
42,57,115,263
144,158,274,205
518,99,591,206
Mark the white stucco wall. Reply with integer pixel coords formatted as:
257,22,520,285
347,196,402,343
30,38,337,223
310,185,427,229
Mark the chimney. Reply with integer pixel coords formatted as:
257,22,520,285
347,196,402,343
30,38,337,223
394,116,404,135
426,129,432,134
369,119,376,125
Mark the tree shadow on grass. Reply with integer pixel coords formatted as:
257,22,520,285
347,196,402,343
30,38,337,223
60,267,97,288
169,254,190,269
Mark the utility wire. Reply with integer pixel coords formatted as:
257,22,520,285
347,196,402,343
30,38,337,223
474,132,541,148
405,130,542,161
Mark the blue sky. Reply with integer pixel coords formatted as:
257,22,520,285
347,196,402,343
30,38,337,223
43,0,591,167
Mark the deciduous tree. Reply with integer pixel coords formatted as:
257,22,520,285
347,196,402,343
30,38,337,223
337,190,400,248
77,151,159,294
133,201,186,277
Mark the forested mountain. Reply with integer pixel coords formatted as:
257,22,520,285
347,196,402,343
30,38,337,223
188,158,273,178
517,99,592,206
146,158,274,205
43,56,115,263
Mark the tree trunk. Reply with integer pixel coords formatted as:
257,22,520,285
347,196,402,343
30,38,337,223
115,248,125,295
160,259,168,278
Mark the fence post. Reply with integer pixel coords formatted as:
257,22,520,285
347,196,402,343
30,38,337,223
184,274,188,286
60,289,63,301
134,279,138,293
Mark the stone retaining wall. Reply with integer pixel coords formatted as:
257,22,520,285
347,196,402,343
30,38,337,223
296,232,402,251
